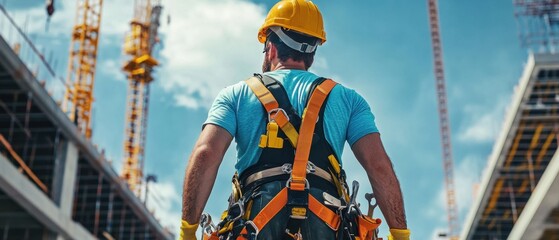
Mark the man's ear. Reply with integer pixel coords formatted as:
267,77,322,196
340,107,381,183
267,42,277,60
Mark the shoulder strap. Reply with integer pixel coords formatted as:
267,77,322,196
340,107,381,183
258,74,302,129
290,79,337,191
245,75,300,147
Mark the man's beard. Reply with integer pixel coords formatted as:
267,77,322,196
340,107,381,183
262,57,271,73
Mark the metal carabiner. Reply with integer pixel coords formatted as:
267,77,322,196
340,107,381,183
228,201,245,222
267,108,289,122
282,163,293,174
306,162,316,174
200,213,216,236
244,220,260,238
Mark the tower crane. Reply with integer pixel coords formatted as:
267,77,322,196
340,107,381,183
121,0,162,195
427,0,459,239
62,0,103,139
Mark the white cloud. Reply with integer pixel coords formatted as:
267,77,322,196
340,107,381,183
426,155,482,237
8,0,131,37
458,111,499,142
146,181,182,238
454,156,482,216
102,59,125,82
9,0,132,66
457,99,508,143
175,94,201,109
312,56,329,73
158,0,266,109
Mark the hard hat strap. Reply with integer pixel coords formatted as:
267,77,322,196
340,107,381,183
270,26,318,53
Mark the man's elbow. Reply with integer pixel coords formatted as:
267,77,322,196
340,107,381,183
191,143,223,167
365,155,395,176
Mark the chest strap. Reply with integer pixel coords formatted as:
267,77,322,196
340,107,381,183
242,161,334,188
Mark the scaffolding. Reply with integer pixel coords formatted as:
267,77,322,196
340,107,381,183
515,0,559,52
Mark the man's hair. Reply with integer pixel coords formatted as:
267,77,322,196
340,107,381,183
266,29,320,69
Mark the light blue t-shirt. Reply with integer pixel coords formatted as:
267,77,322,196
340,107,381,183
204,70,379,174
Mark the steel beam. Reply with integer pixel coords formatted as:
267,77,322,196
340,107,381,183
508,151,559,240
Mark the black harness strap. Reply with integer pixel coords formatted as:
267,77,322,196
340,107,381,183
256,73,302,130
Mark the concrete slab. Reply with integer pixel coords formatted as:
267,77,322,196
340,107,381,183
0,154,95,240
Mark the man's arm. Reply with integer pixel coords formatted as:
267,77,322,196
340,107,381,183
182,124,233,224
351,132,407,229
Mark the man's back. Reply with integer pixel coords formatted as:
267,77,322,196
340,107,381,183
205,69,379,174
180,1,409,239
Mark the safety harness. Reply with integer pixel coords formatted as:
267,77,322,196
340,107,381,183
201,74,381,240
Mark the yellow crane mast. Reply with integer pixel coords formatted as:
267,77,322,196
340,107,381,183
63,0,103,139
121,0,162,195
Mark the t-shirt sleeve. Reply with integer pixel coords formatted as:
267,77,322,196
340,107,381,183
203,86,237,137
346,90,379,145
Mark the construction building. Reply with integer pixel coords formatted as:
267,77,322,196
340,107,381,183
460,53,559,239
0,3,172,240
460,1,559,239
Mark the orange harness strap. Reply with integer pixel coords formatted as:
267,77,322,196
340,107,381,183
290,79,337,191
308,194,340,230
245,76,279,111
237,188,288,239
237,192,341,239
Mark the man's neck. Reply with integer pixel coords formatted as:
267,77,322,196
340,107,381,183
271,59,307,71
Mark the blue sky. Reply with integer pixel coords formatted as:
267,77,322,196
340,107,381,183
4,0,527,239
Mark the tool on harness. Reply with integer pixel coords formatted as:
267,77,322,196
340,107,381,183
348,181,361,215
337,181,361,240
231,173,243,203
364,193,382,240
201,213,217,236
365,193,378,218
199,74,381,240
259,121,283,148
323,191,344,209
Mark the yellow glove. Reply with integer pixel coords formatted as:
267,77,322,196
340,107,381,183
388,228,410,240
180,220,199,240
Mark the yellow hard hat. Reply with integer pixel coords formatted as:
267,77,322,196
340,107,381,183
258,0,326,44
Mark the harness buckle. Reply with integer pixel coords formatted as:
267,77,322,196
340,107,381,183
286,177,309,190
306,162,316,174
228,201,245,222
286,178,310,210
285,229,303,240
282,163,293,174
267,108,289,122
244,220,260,237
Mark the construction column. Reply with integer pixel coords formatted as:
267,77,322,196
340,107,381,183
51,140,79,217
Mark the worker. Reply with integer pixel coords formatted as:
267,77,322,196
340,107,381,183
180,0,410,239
